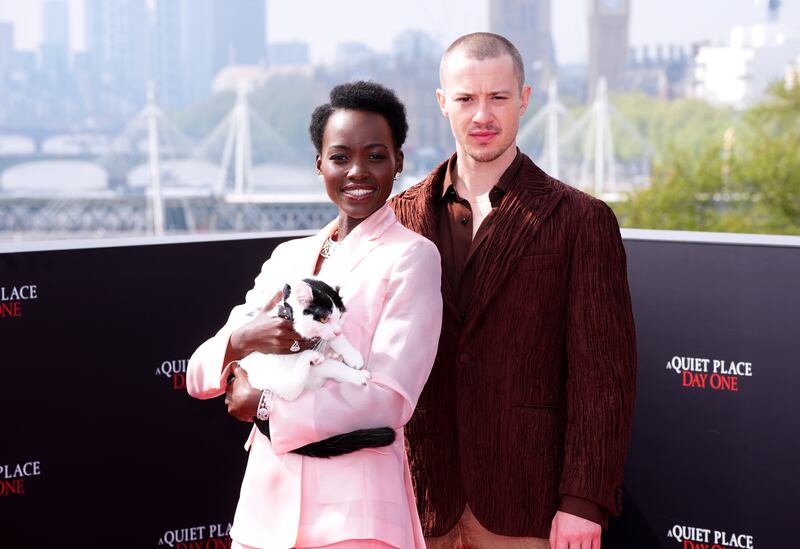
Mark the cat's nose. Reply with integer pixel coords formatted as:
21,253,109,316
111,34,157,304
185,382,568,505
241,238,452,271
333,329,342,336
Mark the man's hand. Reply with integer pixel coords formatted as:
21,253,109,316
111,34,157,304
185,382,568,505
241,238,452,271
549,510,601,549
224,362,261,422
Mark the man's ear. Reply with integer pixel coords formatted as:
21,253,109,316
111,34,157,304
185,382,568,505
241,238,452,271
519,84,532,117
436,88,448,118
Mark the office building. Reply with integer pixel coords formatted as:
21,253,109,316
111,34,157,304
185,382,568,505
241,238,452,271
0,22,13,80
212,0,266,70
41,0,70,72
152,0,266,109
490,0,556,87
85,0,148,108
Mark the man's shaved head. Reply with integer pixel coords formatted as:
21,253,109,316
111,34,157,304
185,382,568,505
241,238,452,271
439,32,525,91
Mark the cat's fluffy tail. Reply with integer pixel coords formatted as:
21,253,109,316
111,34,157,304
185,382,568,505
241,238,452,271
254,420,396,458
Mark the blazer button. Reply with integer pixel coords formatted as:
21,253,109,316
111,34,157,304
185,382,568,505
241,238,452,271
458,352,471,364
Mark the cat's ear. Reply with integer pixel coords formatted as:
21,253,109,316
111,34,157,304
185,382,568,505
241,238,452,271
282,283,291,301
293,280,313,305
335,286,341,294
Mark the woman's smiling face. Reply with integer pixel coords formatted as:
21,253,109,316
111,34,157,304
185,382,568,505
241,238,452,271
316,109,403,233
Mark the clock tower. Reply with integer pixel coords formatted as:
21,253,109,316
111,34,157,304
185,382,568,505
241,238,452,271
587,0,630,97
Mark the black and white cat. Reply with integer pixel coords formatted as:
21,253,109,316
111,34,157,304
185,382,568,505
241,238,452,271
240,278,369,399
239,278,395,458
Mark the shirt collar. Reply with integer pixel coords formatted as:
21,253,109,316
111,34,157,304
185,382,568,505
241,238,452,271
438,148,524,208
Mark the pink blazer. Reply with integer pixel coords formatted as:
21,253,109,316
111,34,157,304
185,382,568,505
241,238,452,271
187,204,442,549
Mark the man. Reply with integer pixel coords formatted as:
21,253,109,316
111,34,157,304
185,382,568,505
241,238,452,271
390,33,637,549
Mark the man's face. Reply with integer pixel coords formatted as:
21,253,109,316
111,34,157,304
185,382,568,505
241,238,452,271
437,51,531,164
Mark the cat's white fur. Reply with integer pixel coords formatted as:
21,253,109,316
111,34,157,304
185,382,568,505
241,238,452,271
239,279,368,402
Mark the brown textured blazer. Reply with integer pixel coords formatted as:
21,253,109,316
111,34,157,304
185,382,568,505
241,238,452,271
389,153,637,538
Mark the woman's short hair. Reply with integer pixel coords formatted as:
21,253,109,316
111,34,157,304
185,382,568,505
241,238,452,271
309,81,408,154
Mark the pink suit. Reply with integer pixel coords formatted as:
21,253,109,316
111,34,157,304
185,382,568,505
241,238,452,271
187,204,443,549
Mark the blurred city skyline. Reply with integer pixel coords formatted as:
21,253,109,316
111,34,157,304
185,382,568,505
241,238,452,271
1,0,799,66
0,0,798,240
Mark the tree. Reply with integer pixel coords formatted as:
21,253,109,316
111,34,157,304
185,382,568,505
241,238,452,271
615,80,800,236
735,80,800,233
611,92,737,164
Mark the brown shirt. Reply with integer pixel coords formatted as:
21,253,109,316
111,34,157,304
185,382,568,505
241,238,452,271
436,151,522,317
433,149,608,528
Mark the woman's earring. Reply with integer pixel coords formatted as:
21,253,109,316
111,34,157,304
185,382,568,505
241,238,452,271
317,171,324,182
394,172,401,181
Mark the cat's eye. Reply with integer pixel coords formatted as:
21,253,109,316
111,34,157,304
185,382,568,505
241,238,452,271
319,316,329,324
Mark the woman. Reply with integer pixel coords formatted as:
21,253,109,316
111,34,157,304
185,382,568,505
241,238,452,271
187,81,442,549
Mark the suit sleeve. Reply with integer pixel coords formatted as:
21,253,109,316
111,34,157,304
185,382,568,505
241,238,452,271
559,200,637,520
268,238,443,455
186,243,289,400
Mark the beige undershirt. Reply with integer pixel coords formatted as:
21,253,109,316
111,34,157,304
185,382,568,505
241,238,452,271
468,193,494,238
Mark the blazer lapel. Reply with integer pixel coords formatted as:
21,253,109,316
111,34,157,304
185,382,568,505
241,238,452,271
461,158,565,337
439,265,460,320
322,204,394,286
391,164,459,319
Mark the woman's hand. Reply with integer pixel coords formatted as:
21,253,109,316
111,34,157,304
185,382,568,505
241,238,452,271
224,362,261,422
231,313,305,356
228,291,316,359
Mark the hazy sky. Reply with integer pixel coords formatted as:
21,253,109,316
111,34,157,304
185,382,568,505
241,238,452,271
1,0,798,65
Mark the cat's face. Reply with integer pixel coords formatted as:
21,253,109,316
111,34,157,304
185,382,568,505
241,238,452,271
296,303,345,341
285,279,347,341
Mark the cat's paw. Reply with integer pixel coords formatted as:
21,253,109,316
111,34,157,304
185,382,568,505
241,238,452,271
342,349,365,370
308,351,324,366
352,369,371,385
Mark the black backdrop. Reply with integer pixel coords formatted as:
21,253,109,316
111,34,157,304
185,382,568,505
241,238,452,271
1,234,798,548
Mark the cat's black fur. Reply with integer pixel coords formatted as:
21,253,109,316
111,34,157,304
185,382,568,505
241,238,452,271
249,278,396,458
254,420,396,458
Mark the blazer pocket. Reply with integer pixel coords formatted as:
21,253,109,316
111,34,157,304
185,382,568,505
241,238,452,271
510,403,567,457
516,253,561,272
